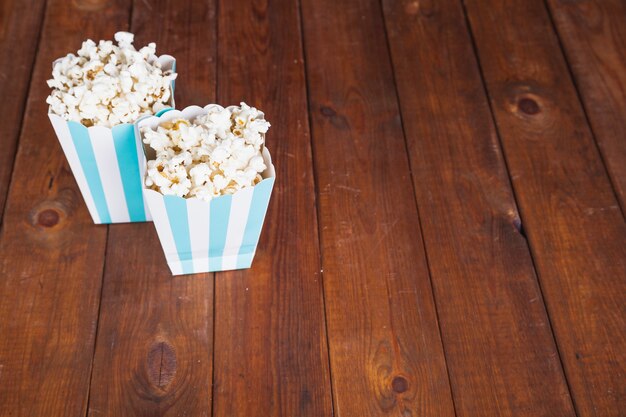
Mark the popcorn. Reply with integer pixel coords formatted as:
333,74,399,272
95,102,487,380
142,103,270,201
46,32,176,127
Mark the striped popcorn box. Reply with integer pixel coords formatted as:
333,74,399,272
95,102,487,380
137,107,276,275
47,55,176,224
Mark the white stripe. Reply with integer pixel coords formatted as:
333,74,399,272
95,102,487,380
222,187,254,270
186,198,210,273
89,127,130,223
142,191,152,221
48,114,100,223
217,254,243,271
145,190,182,275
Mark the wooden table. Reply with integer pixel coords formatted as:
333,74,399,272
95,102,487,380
0,0,624,416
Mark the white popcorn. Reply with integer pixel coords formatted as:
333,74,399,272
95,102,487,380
47,32,177,127
114,31,135,48
142,103,270,201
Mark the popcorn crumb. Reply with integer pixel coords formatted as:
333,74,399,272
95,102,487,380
142,103,270,201
47,32,177,127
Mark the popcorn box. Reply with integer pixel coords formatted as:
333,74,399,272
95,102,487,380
47,55,176,224
137,106,276,275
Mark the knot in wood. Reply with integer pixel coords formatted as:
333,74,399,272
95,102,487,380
320,106,337,117
319,105,349,130
31,202,66,230
147,341,177,389
37,209,60,227
517,97,541,115
391,375,409,393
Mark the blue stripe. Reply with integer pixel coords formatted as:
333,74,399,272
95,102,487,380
155,107,175,117
236,178,275,269
112,124,146,222
68,121,111,223
164,196,194,274
208,195,232,271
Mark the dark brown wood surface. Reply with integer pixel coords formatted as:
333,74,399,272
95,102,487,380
0,0,46,220
0,0,624,416
300,0,456,415
211,0,333,415
463,0,626,416
382,0,576,415
547,0,626,211
86,1,217,416
0,0,129,415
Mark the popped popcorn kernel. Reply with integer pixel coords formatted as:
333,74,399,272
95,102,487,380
141,103,270,201
47,32,177,127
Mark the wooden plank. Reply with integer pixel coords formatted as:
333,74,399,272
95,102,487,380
0,0,130,415
462,0,626,416
381,0,577,415
86,1,217,416
299,0,456,415
87,229,214,417
546,0,626,211
0,0,46,219
211,0,333,416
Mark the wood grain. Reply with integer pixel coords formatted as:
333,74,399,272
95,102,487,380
300,0,456,415
0,0,623,415
0,0,129,415
382,0,577,415
86,1,217,416
211,0,333,416
0,0,46,220
546,0,626,212
87,227,214,417
463,0,626,415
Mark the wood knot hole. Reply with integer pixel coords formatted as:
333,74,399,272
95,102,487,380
518,97,540,115
392,375,408,393
147,341,177,389
319,106,349,130
320,106,337,118
37,209,60,228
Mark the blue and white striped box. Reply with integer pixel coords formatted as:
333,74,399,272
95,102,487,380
137,106,276,275
47,55,176,224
